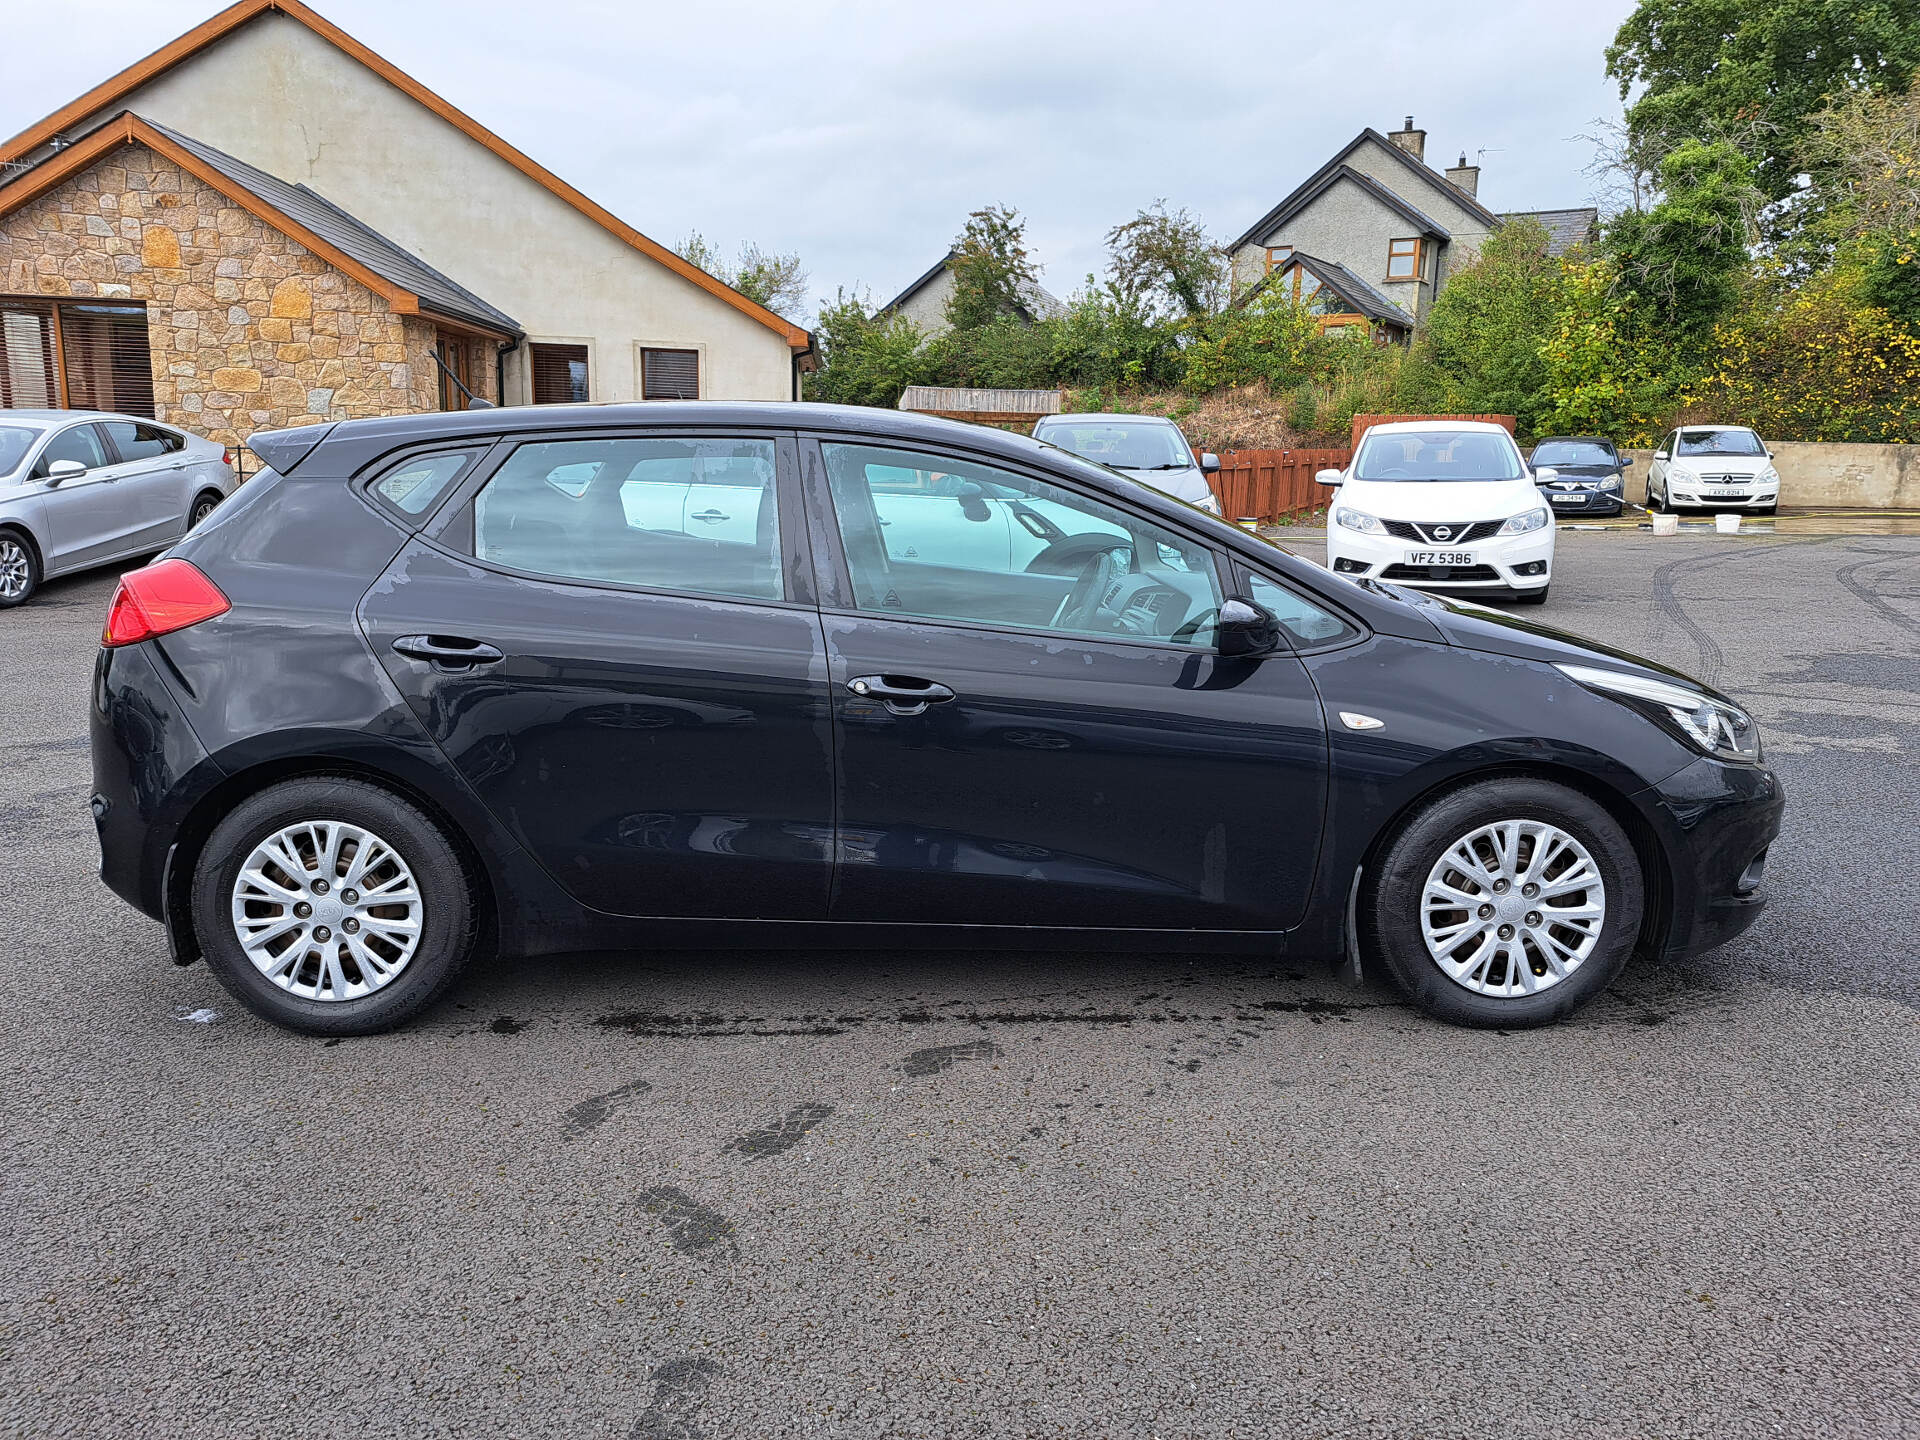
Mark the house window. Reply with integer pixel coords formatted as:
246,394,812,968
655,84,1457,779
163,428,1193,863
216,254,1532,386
1264,245,1294,273
435,331,474,412
530,342,589,404
0,298,154,416
1386,238,1422,282
641,347,699,401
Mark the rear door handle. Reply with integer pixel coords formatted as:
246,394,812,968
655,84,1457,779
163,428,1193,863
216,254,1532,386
691,509,731,523
392,634,504,670
847,673,956,716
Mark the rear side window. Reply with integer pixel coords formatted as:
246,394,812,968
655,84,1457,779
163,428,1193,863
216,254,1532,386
101,421,184,461
468,436,781,601
371,451,478,517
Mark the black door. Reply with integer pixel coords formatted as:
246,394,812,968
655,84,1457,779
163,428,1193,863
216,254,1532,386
804,437,1330,932
359,432,834,920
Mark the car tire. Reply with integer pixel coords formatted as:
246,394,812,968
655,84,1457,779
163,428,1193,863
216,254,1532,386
189,491,223,528
191,777,478,1036
0,528,39,608
1361,776,1644,1028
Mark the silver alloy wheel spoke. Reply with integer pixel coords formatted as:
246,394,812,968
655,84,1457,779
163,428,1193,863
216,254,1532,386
0,540,28,599
1419,818,1606,999
229,819,423,1002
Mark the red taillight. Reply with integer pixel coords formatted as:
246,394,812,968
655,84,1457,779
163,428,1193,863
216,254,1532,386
101,560,230,649
222,447,237,469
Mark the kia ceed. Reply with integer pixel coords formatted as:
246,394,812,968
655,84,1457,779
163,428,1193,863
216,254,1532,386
89,404,1782,1035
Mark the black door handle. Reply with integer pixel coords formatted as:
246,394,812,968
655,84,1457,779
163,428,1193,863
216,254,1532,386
392,634,504,669
847,674,956,716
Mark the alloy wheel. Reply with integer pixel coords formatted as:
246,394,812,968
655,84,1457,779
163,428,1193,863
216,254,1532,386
229,819,424,1001
191,496,219,527
1419,819,1607,997
0,538,29,600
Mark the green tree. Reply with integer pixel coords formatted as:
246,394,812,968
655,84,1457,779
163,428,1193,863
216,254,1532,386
1606,0,1920,205
804,289,934,408
674,231,810,321
1415,218,1569,431
1605,139,1759,341
1104,202,1226,321
945,206,1040,330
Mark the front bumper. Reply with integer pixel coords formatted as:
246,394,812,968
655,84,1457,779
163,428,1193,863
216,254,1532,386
1540,487,1624,516
1325,523,1554,595
1666,480,1778,510
1641,755,1784,960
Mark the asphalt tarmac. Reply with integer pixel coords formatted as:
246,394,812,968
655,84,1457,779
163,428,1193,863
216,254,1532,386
3,530,1916,1439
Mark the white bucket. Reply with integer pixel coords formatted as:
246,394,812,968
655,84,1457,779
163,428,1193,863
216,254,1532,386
1714,512,1741,534
1651,512,1679,536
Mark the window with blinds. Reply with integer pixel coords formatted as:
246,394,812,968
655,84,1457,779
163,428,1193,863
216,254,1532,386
0,299,155,416
530,343,589,404
641,347,699,401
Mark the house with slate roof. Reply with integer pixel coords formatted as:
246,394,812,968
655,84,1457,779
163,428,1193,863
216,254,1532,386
1227,117,1597,342
880,249,1068,338
0,0,812,448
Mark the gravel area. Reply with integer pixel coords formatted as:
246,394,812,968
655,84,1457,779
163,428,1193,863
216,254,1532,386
3,531,1916,1439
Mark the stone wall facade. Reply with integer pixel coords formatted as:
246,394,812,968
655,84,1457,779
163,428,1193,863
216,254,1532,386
0,143,496,448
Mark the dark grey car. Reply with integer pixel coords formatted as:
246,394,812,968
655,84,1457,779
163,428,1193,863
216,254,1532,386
0,410,236,606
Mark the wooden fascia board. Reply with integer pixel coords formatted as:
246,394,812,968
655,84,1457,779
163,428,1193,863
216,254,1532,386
1,0,811,351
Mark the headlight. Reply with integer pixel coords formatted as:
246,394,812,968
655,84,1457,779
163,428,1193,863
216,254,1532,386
1334,507,1384,535
1668,465,1695,484
1498,507,1551,535
1193,492,1222,516
1557,663,1762,762
1757,465,1778,486
1598,475,1622,489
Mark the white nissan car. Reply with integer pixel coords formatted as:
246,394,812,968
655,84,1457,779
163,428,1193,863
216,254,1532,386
1318,421,1555,604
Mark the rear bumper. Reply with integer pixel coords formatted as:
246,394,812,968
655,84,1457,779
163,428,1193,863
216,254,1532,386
1640,755,1784,960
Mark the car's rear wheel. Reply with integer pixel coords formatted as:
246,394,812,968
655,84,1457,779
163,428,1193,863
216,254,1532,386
191,777,477,1035
189,491,223,528
0,530,39,608
1362,777,1643,1027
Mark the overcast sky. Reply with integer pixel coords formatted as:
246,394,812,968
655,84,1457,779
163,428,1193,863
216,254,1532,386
6,0,1638,318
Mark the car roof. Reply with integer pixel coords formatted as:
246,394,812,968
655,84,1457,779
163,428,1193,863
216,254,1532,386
1531,435,1613,444
1678,424,1756,433
1033,414,1179,427
1363,420,1511,437
0,409,181,427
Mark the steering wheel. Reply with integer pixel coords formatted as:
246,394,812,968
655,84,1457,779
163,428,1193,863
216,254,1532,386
1051,546,1125,631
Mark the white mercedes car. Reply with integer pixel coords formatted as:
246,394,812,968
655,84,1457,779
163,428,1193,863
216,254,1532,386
1647,425,1779,514
1317,420,1556,604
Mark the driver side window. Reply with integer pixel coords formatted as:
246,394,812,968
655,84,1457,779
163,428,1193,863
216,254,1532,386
820,442,1222,647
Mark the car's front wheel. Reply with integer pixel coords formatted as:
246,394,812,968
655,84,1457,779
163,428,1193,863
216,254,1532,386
1362,777,1644,1027
0,529,39,607
191,777,478,1035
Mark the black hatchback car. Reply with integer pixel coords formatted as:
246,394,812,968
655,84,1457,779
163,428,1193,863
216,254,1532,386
1529,436,1628,516
90,404,1781,1035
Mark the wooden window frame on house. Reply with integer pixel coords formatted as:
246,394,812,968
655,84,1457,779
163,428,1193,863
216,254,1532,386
1385,237,1423,283
529,341,591,405
0,295,156,415
1264,245,1294,273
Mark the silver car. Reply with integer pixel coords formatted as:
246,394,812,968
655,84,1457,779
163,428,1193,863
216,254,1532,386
0,411,237,607
1030,413,1223,514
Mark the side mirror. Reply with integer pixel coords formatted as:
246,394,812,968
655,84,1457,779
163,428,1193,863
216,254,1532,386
1216,597,1281,658
1654,451,1669,461
1314,468,1343,487
1199,452,1221,474
955,482,991,524
1533,467,1559,484
45,459,86,483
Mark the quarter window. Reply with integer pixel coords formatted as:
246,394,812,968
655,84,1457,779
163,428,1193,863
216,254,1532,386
470,437,781,601
371,451,478,517
820,442,1222,647
1245,572,1358,648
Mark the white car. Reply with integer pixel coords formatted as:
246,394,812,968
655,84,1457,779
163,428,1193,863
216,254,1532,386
1317,420,1555,605
1647,425,1779,514
1030,414,1222,515
0,410,237,608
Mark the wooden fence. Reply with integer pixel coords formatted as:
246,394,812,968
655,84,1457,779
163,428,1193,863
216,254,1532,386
1208,448,1350,523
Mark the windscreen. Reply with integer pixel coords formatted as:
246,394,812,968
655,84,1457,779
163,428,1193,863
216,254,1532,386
1352,429,1525,482
1038,421,1192,471
1530,440,1615,467
1677,428,1764,457
0,426,40,477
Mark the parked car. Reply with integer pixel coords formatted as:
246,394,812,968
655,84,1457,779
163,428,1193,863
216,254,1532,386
1527,436,1627,517
1647,425,1779,514
0,411,236,607
90,403,1780,1036
1317,421,1555,603
1030,413,1222,514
